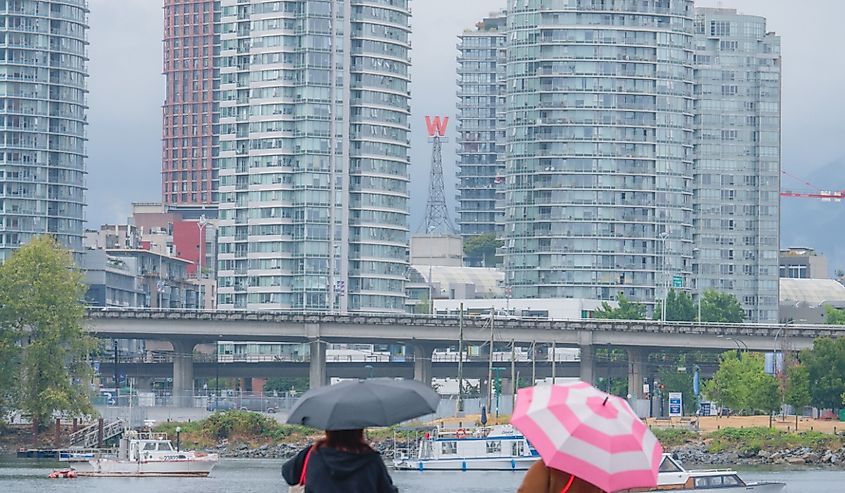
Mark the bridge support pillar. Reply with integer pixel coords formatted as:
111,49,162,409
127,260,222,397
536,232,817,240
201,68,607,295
412,343,435,386
309,340,327,389
171,339,198,408
578,331,595,384
627,348,647,400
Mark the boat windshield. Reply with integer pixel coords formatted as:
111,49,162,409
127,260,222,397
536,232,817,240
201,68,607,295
659,458,683,473
157,442,173,451
694,475,743,488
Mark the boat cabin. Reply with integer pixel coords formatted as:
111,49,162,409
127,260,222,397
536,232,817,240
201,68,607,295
654,455,747,490
417,425,536,461
120,431,187,462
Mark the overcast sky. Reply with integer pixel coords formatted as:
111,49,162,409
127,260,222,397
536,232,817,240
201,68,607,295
86,0,845,227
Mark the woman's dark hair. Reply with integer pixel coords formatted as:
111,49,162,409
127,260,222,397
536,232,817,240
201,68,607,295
318,429,373,454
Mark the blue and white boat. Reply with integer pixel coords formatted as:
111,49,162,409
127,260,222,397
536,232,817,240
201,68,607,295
393,424,538,471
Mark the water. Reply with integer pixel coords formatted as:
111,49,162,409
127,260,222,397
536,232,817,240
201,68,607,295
2,457,845,493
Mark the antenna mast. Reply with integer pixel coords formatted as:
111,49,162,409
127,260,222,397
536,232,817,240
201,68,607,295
420,116,456,234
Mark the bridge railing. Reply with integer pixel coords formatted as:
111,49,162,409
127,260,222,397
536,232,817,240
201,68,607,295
84,308,845,346
98,391,297,412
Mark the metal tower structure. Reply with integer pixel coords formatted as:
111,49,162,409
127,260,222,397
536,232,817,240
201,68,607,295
420,116,456,234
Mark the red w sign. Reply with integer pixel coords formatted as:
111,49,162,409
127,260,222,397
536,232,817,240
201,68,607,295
425,116,449,137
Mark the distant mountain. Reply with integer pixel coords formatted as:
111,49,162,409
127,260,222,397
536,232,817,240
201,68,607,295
781,156,845,274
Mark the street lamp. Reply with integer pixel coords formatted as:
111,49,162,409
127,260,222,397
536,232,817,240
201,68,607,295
175,426,182,452
718,335,748,359
659,232,670,322
196,214,208,309
215,337,220,410
153,243,165,309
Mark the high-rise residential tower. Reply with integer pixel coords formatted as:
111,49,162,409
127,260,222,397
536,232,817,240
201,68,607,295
0,0,88,259
456,12,507,245
692,8,781,322
162,0,219,206
215,0,411,312
503,0,695,305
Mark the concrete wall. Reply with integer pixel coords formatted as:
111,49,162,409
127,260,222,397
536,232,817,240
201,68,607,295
411,235,463,266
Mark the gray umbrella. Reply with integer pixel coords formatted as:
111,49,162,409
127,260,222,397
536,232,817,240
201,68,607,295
286,378,440,430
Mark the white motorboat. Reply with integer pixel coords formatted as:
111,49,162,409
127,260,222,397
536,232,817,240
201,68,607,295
393,424,538,471
644,454,785,492
76,430,218,477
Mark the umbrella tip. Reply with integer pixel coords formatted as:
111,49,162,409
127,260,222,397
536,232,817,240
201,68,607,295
602,396,609,406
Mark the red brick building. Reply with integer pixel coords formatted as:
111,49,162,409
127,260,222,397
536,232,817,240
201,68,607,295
162,0,218,206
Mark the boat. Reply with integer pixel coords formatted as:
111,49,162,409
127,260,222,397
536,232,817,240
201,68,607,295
393,424,539,471
48,468,78,479
641,454,785,492
76,430,218,477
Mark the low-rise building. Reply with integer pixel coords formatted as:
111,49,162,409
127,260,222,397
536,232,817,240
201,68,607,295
779,278,845,324
779,247,829,279
81,249,145,308
106,248,198,309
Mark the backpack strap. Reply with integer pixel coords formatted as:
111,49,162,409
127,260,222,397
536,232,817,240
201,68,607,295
560,473,576,493
299,446,315,486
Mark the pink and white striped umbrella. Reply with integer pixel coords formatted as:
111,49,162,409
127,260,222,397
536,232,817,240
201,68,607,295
511,381,663,493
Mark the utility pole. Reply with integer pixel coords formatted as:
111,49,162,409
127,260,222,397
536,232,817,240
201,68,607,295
531,340,536,387
486,309,494,413
511,339,516,411
551,341,556,384
457,303,464,414
113,339,119,396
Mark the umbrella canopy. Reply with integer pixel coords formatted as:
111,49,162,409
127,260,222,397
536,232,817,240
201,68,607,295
287,378,440,430
511,381,662,493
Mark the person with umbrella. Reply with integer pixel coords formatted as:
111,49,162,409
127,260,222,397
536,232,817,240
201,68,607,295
282,378,440,492
511,381,664,493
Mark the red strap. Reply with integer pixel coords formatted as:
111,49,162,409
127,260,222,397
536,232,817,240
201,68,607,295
560,473,576,493
299,446,315,486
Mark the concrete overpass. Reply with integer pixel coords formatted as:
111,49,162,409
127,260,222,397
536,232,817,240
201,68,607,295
86,308,841,405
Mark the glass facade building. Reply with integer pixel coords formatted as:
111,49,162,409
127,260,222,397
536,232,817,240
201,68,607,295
503,0,695,305
456,12,507,244
0,0,88,259
693,8,781,322
162,0,220,207
215,0,410,312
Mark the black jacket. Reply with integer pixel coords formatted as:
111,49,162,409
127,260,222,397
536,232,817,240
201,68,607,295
282,445,398,493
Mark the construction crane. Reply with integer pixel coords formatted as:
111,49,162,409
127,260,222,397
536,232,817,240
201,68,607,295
780,170,844,201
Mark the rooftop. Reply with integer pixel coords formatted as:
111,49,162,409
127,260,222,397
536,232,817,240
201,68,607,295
779,278,845,306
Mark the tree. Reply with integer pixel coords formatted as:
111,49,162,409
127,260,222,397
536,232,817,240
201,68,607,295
594,294,646,320
784,365,811,413
263,377,309,394
0,236,96,426
703,351,780,414
657,367,696,414
799,337,845,410
463,233,502,267
700,289,745,323
654,289,696,322
824,305,845,325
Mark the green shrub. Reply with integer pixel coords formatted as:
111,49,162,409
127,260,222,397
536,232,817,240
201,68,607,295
154,410,317,446
707,427,840,453
652,428,697,448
